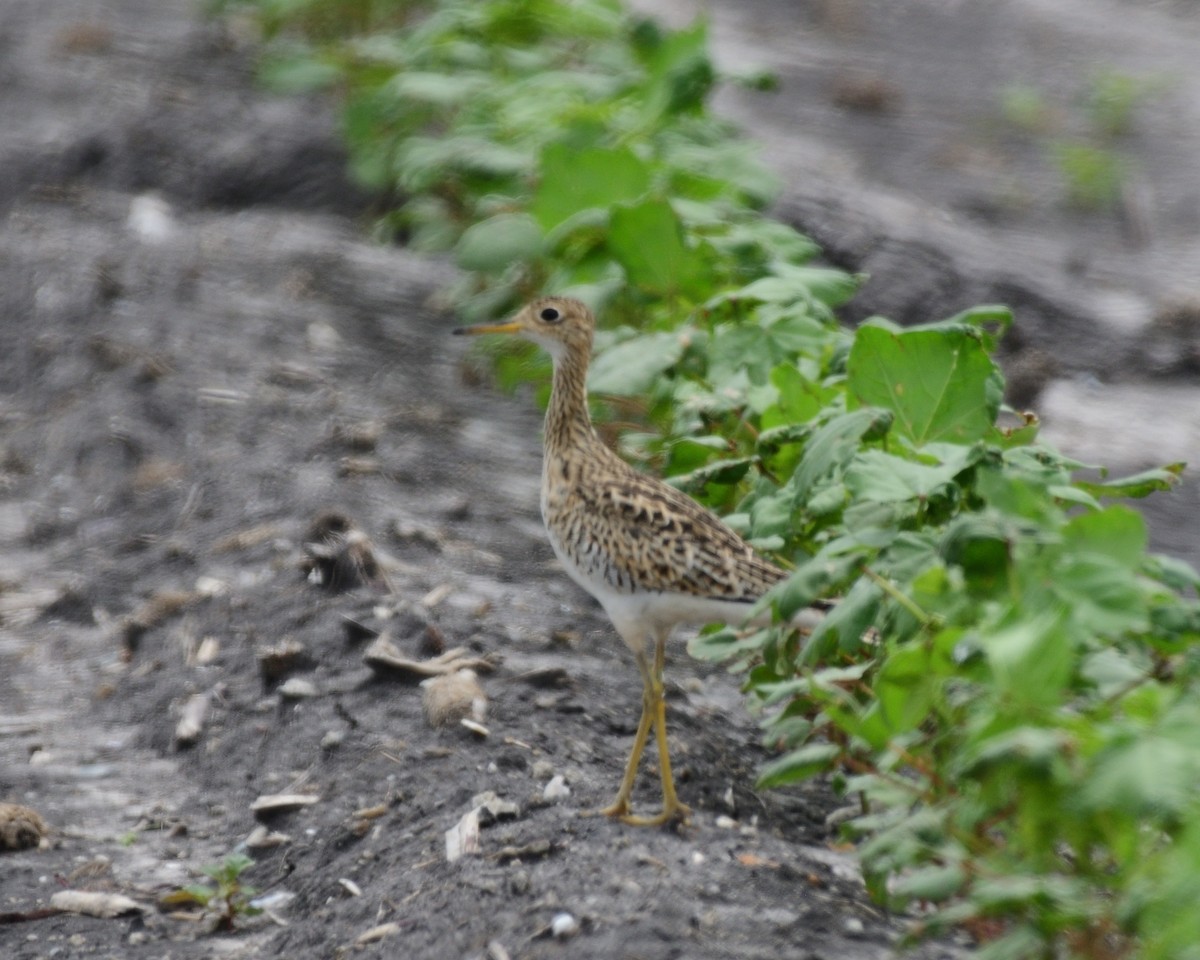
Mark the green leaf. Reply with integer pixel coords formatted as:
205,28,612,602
890,863,968,903
756,742,841,788
688,627,769,664
259,52,342,94
1082,734,1200,817
844,449,969,504
788,408,892,502
1062,505,1146,567
1074,463,1184,500
455,213,543,272
607,199,707,298
532,143,652,231
773,264,861,308
801,577,881,661
982,612,1074,707
872,644,936,735
847,320,1000,446
667,456,756,492
588,330,685,395
1048,555,1148,637
764,550,862,622
384,71,490,107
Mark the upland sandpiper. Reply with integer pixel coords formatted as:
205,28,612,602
455,297,815,826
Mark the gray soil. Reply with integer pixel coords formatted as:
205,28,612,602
0,1,1195,958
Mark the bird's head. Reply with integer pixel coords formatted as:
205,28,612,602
453,296,594,363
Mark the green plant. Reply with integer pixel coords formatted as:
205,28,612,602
997,69,1163,213
218,2,1200,956
168,853,263,932
999,84,1054,134
1052,141,1128,210
1085,70,1159,139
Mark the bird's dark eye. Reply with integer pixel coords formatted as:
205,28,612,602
539,306,561,323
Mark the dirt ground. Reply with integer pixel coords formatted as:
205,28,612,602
0,1,1195,958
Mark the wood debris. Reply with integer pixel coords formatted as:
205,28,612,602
362,634,497,682
493,839,557,863
245,825,291,849
120,588,201,654
174,686,224,749
250,793,320,818
49,891,144,918
213,522,284,553
332,419,382,453
354,922,402,946
257,637,313,684
444,807,481,863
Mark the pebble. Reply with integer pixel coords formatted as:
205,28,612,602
550,912,580,939
542,775,570,802
508,870,531,895
843,917,865,937
279,677,318,699
250,890,296,911
320,729,345,750
531,760,555,780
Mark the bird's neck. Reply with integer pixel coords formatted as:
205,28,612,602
544,341,597,456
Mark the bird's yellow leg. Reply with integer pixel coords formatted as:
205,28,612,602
620,634,692,828
595,675,654,819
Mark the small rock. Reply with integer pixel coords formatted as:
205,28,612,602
550,912,580,939
843,916,865,937
715,815,737,830
320,729,346,750
278,677,319,700
531,760,555,780
542,775,570,803
250,890,296,911
127,193,176,243
193,636,221,665
337,878,362,897
473,792,520,825
508,870,531,895
486,941,512,960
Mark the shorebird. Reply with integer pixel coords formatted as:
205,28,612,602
455,297,815,826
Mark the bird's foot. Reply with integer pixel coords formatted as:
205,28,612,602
586,796,632,819
619,799,691,828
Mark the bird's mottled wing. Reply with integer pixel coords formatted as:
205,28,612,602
575,467,787,601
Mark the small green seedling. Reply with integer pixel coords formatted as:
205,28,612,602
167,853,262,932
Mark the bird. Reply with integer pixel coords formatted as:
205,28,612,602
454,296,819,826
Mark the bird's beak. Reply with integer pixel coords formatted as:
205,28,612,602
452,320,522,336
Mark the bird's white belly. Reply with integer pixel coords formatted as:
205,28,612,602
543,519,763,649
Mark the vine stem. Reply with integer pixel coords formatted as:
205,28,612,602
860,564,938,629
